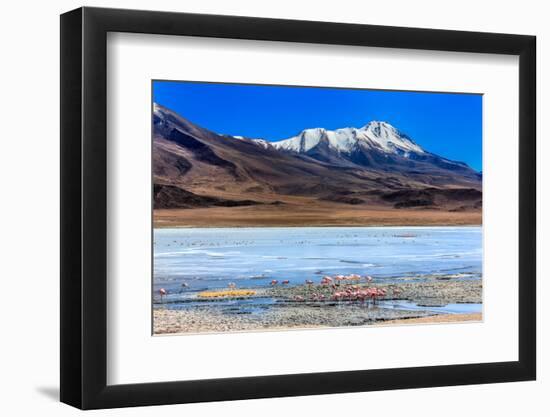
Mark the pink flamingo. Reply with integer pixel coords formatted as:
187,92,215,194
367,288,378,304
349,274,361,282
369,288,386,304
159,288,167,303
320,276,333,285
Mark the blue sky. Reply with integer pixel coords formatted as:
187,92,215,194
153,81,482,171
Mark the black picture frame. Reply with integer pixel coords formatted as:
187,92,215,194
60,6,536,410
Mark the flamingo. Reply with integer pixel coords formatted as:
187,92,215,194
320,276,333,285
159,288,167,303
369,288,386,304
367,288,378,304
349,274,361,282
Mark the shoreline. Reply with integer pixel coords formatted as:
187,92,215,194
154,206,481,228
153,223,483,229
154,312,482,336
382,312,482,326
153,279,482,335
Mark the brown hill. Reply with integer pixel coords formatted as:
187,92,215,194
152,103,482,221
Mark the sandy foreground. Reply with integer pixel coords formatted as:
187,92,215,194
153,280,482,335
383,313,482,325
154,204,481,228
153,309,481,335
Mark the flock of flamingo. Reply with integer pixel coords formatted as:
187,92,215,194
270,274,402,305
157,273,402,305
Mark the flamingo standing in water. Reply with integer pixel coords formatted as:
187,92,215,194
159,288,167,303
332,292,343,302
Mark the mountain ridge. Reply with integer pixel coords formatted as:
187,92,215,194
152,102,481,214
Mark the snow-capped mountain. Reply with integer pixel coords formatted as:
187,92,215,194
240,120,474,175
153,103,481,212
270,121,425,157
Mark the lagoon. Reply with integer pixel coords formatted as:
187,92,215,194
153,226,481,295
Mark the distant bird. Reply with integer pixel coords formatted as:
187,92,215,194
159,288,167,303
282,280,290,285
181,282,189,288
228,282,236,289
305,279,314,285
271,279,279,286
320,276,333,285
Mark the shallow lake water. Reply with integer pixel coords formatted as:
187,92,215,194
153,226,482,315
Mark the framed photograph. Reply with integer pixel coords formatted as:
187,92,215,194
60,6,536,409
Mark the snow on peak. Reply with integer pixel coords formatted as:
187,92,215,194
274,128,332,152
153,102,163,118
271,121,424,156
221,133,273,150
359,121,424,154
251,139,272,149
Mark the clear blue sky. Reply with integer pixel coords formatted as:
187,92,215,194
153,80,482,171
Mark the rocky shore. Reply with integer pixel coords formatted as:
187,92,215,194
267,279,482,306
153,279,482,334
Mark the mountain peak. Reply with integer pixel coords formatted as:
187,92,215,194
271,121,424,156
363,120,391,127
